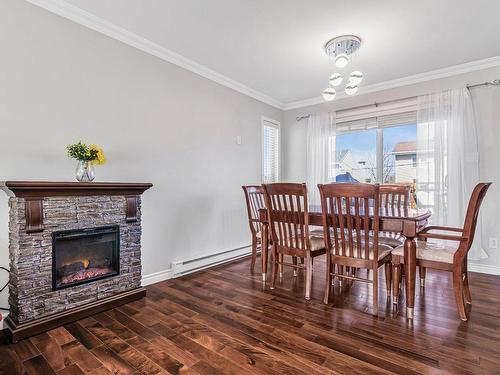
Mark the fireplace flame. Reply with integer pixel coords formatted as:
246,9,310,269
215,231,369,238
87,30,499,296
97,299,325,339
82,259,90,269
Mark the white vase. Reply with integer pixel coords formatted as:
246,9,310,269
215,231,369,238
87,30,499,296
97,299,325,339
75,161,95,182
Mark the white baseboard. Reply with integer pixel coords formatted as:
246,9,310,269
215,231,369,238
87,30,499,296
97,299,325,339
171,244,251,278
141,244,252,286
468,263,500,276
141,268,174,286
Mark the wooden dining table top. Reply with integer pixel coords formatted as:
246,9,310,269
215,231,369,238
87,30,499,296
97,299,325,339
258,206,432,232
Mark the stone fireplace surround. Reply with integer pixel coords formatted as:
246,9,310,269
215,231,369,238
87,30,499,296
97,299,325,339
0,181,152,342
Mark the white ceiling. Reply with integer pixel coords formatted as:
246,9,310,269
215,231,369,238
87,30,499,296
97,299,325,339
42,0,500,106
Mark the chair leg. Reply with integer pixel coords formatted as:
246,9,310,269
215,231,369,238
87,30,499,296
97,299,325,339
292,256,298,277
305,253,313,300
324,255,331,304
278,254,284,279
338,265,344,287
419,266,426,287
384,262,392,298
453,269,468,321
372,267,379,316
250,237,257,270
392,263,400,305
270,247,278,290
463,260,472,305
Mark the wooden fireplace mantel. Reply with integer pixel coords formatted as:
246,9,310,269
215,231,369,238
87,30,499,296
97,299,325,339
0,181,153,233
0,181,153,198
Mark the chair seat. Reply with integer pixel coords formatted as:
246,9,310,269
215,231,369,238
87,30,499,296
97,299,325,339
330,242,393,261
392,240,458,264
311,228,402,249
287,234,325,251
375,235,403,248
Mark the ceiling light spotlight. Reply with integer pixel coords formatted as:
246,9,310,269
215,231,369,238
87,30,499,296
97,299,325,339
323,87,336,101
345,83,358,96
329,73,343,86
335,54,349,68
349,71,364,85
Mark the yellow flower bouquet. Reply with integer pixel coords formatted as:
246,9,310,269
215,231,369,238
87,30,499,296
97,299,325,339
67,141,106,182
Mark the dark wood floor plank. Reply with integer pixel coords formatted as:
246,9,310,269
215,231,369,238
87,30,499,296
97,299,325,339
30,332,73,372
64,323,103,350
0,346,25,375
90,345,136,375
57,363,85,375
126,335,186,374
60,341,103,373
85,320,165,375
23,354,57,375
47,327,77,347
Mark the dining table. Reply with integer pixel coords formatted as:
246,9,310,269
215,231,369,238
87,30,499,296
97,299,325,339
258,206,432,319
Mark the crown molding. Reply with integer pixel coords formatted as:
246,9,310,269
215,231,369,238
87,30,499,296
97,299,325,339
283,55,500,110
25,0,285,110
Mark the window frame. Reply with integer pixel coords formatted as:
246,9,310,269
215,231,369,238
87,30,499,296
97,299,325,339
333,108,417,184
261,116,281,183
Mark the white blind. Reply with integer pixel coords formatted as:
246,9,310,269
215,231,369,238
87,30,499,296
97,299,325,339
336,97,417,133
262,120,280,183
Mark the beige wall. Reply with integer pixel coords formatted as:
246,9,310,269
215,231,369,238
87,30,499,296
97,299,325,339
0,0,282,310
282,65,500,272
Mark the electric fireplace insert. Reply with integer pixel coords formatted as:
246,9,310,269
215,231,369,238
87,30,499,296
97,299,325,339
52,225,120,290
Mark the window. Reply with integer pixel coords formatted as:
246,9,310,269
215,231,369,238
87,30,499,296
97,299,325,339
335,129,377,183
330,108,417,185
382,123,417,184
262,117,280,183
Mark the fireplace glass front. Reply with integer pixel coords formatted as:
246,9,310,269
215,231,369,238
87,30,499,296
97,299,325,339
52,225,120,290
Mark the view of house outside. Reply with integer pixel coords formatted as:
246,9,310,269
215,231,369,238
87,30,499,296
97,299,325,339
330,124,417,184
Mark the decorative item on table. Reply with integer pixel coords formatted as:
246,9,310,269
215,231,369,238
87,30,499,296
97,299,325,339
66,141,106,182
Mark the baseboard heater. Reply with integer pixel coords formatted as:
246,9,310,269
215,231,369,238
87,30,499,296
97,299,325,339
171,244,252,277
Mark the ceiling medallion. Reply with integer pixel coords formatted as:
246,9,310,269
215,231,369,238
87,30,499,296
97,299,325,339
322,35,364,101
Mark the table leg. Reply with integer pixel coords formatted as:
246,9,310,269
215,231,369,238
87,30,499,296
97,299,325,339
261,222,268,282
403,236,417,319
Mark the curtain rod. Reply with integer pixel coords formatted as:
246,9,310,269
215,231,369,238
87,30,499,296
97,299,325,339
295,96,415,122
466,79,500,89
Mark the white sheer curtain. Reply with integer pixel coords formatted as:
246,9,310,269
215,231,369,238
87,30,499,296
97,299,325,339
306,113,336,207
416,88,487,260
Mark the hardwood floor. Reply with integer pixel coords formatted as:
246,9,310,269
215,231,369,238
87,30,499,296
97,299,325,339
1,255,500,374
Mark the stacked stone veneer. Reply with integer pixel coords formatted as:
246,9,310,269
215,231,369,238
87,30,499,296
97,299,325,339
8,195,142,324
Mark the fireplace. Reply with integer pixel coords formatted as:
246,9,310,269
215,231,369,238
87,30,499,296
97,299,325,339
52,225,120,290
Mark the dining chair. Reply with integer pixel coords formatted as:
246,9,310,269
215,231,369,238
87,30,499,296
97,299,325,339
391,182,492,321
378,184,411,248
262,183,326,300
242,185,266,271
318,183,393,315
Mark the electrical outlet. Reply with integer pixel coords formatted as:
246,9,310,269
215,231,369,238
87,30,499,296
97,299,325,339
489,237,499,249
236,136,242,145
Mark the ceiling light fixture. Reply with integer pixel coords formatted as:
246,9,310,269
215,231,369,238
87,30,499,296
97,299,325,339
323,87,336,101
322,35,363,101
329,73,343,86
324,35,361,68
345,83,358,96
349,71,364,85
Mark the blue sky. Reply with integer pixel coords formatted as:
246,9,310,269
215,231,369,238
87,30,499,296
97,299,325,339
337,124,416,158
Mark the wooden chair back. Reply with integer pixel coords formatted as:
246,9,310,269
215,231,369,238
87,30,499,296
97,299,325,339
379,184,411,209
262,183,310,252
458,182,492,259
318,183,380,261
242,185,265,236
